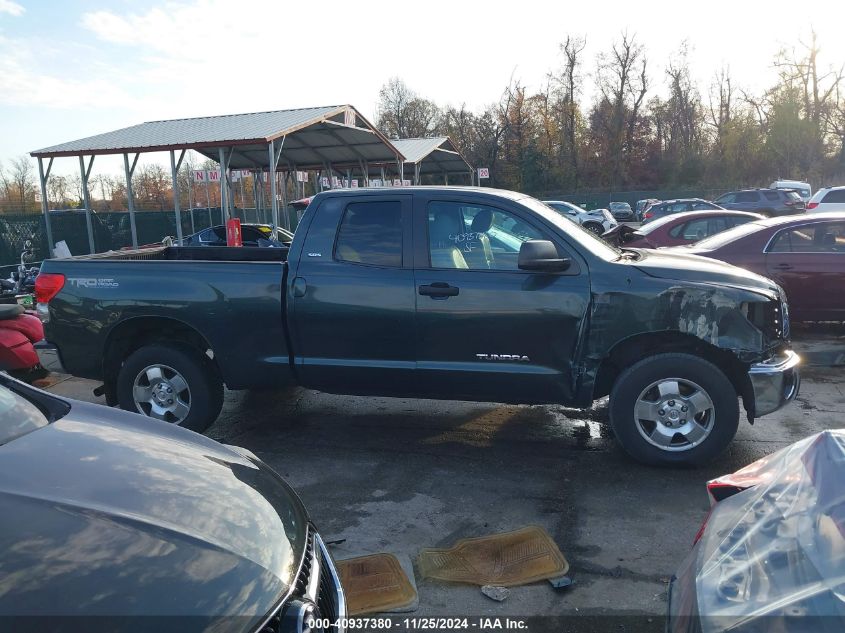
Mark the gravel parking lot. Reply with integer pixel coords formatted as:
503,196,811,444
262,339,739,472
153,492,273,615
44,331,845,631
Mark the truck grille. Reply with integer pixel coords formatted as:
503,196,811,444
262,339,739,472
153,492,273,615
258,527,346,633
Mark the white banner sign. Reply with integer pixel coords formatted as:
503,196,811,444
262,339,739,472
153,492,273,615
193,170,207,182
351,180,359,188
230,170,241,182
477,167,490,179
297,171,309,183
320,176,330,188
402,179,411,187
344,109,356,127
393,179,402,187
208,170,221,182
371,179,382,188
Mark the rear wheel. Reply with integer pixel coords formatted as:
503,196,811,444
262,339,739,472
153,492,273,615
609,353,739,466
117,344,223,433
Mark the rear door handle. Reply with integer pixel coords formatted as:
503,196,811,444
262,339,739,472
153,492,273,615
419,282,459,298
772,263,793,270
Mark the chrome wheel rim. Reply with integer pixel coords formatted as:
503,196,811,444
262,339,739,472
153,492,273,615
132,364,191,424
586,224,603,235
634,377,715,452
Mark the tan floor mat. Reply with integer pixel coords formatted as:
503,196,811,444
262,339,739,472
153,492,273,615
337,553,418,615
418,525,569,587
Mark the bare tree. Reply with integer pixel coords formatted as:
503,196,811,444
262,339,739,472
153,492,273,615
595,32,649,185
0,156,37,211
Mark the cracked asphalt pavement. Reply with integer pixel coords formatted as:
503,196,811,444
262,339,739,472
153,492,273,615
44,331,845,631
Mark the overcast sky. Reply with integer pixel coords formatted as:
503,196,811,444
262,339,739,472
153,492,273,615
2,0,843,178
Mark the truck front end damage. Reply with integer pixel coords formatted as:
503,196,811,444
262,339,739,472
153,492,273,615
581,268,800,423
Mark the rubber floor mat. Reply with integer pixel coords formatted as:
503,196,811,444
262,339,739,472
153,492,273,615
418,526,569,586
337,553,418,615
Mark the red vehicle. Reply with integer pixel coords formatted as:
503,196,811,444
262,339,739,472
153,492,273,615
605,210,764,248
665,211,845,322
0,304,44,379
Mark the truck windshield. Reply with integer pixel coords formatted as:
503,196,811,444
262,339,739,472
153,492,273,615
519,196,622,260
0,386,49,446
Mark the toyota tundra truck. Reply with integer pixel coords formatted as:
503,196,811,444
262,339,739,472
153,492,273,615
34,187,800,465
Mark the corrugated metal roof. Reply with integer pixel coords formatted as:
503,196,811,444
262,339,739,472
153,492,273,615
386,136,472,175
390,137,450,163
30,105,404,169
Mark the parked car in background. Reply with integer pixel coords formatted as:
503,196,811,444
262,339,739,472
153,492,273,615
641,198,723,224
182,223,294,247
666,211,845,321
806,185,845,212
0,373,345,630
636,198,660,220
770,179,812,202
605,210,764,248
609,201,635,220
543,200,618,235
713,188,805,217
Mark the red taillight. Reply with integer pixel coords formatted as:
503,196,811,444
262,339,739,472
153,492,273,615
35,273,65,304
644,211,653,218
807,202,819,209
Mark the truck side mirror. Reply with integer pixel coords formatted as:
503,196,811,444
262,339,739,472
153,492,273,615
518,240,571,272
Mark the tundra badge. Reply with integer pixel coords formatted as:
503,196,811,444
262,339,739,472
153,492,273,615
476,354,531,362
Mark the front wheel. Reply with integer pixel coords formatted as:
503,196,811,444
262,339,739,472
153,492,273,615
609,353,739,466
117,344,223,433
583,222,605,236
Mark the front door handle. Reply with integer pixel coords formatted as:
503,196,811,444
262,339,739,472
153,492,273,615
772,263,793,271
419,282,459,298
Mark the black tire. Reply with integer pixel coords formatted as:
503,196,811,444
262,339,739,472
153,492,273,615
117,344,223,433
583,222,604,236
609,353,739,466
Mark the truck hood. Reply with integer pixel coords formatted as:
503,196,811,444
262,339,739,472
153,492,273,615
0,399,307,624
629,248,779,297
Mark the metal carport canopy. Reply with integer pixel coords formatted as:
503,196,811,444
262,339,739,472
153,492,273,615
386,137,473,179
30,105,404,170
30,105,405,251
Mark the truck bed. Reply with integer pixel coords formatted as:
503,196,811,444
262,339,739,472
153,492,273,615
40,246,292,390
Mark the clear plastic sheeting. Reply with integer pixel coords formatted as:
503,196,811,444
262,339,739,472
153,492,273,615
669,429,845,632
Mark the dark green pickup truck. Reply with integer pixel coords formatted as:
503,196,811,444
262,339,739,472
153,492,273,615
35,187,800,465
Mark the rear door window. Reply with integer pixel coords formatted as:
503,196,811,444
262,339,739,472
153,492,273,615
768,222,845,253
334,201,403,267
822,190,845,204
763,191,781,202
715,193,735,205
735,192,759,203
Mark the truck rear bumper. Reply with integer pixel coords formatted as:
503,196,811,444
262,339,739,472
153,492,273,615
748,350,800,418
34,340,67,374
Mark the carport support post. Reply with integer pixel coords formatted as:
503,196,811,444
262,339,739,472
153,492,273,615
78,155,96,254
218,148,228,222
268,143,279,231
267,137,286,231
37,157,55,258
123,153,139,249
169,150,185,244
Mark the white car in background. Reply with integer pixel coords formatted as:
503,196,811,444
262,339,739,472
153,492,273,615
543,200,618,236
770,179,812,202
806,185,845,212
